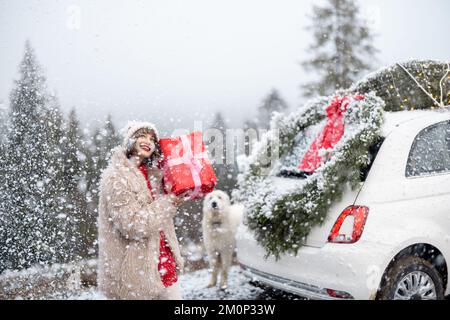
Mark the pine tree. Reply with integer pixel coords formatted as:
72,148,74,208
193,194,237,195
86,115,120,200
256,89,288,130
0,101,8,267
96,115,121,172
301,0,378,97
39,94,78,262
0,100,7,203
243,119,258,132
84,126,101,206
245,89,288,131
242,89,288,160
0,41,68,271
60,108,90,259
0,100,7,144
83,115,120,257
208,112,237,195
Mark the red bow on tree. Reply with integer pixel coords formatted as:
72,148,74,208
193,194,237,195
298,95,365,173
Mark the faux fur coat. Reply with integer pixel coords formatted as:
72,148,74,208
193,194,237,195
97,146,184,300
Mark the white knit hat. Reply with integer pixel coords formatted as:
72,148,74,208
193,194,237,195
121,120,159,148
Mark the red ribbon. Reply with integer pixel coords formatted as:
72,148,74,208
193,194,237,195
298,95,364,173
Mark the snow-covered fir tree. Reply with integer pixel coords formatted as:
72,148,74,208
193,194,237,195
60,108,90,259
92,115,120,173
0,41,71,271
82,115,120,256
301,0,378,97
38,94,80,262
0,100,7,199
85,115,120,202
208,111,237,195
256,89,288,130
0,101,8,268
245,89,288,131
0,100,7,144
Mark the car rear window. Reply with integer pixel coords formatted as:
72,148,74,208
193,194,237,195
406,120,450,177
275,121,384,182
275,121,325,178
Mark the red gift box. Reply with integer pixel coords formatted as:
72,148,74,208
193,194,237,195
159,131,217,200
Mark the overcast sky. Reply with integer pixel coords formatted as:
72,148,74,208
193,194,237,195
0,0,449,134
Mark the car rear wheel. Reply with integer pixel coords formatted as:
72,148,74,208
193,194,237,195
377,256,444,300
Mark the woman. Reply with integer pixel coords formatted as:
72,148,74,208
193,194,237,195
97,121,185,300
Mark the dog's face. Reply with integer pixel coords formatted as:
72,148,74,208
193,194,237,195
203,190,231,224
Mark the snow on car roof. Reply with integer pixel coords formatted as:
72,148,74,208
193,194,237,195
381,106,450,136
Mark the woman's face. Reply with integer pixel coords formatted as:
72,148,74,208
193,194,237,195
133,132,156,159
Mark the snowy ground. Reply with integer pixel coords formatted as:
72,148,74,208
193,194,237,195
63,266,302,300
180,266,264,300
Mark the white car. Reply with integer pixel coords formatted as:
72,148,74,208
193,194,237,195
237,108,450,300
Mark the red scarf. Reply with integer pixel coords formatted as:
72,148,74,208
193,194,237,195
139,164,178,287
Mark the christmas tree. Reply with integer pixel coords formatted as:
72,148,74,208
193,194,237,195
352,60,450,110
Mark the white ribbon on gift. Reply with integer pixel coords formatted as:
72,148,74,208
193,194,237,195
166,133,210,200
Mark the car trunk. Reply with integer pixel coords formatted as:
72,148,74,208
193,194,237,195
269,137,384,248
268,176,360,248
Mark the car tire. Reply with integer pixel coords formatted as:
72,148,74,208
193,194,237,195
377,256,445,300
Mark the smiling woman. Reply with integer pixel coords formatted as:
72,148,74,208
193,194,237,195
125,126,160,166
97,121,185,300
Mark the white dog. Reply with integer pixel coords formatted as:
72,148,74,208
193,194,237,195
202,190,244,290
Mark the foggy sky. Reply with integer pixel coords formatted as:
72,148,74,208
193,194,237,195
0,0,449,135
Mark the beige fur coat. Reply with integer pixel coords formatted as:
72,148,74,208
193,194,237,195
97,146,184,300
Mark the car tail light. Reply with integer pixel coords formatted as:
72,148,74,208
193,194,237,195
328,205,369,244
326,288,353,299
